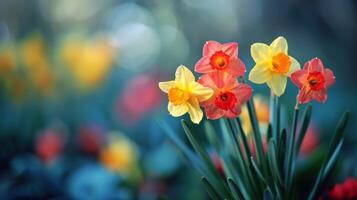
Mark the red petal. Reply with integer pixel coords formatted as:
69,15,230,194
228,58,246,77
324,68,335,88
291,69,308,88
233,84,252,105
221,42,238,57
297,86,312,104
312,89,327,103
308,58,324,73
203,40,221,56
204,103,225,120
224,106,241,118
195,56,213,73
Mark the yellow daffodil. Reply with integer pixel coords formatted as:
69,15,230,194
249,36,300,96
159,65,213,124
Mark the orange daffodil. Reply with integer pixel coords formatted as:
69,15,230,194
249,36,300,96
159,37,336,124
159,65,213,124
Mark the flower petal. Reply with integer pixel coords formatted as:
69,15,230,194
194,56,213,73
186,97,203,124
158,81,175,93
203,40,221,56
324,68,335,88
168,102,188,117
307,58,324,73
175,65,195,89
285,56,300,76
204,103,224,120
297,86,312,104
221,42,238,57
270,36,288,55
291,69,307,88
234,84,253,104
228,58,246,77
248,63,272,84
190,82,213,102
224,106,242,118
312,89,327,103
267,73,287,96
251,43,271,63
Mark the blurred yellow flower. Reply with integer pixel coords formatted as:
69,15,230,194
158,65,213,124
22,34,48,71
21,34,55,96
61,38,115,91
241,95,270,137
249,36,300,96
100,133,138,174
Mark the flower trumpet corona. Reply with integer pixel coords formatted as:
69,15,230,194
198,72,252,119
249,36,300,96
158,65,213,124
291,58,335,104
195,41,246,77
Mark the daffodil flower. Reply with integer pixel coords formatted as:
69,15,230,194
249,36,300,96
291,58,335,104
159,65,213,124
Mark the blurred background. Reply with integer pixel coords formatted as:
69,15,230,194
0,0,356,199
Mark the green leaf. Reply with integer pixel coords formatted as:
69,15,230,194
285,108,299,197
295,104,312,157
277,129,286,171
247,99,267,173
308,111,350,200
323,139,343,178
205,121,221,153
220,153,250,199
234,118,252,161
158,119,207,174
227,177,244,200
201,176,221,200
182,120,232,199
222,118,259,199
267,139,284,196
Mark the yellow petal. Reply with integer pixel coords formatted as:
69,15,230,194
248,63,272,84
189,82,213,102
175,65,195,90
251,43,271,64
158,81,175,93
168,102,188,117
267,73,287,96
186,97,203,124
270,36,288,55
285,56,300,76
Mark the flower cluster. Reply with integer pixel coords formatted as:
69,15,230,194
159,36,336,124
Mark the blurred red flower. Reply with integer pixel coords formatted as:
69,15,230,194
116,74,162,123
78,125,105,154
299,126,320,156
35,129,65,164
326,178,357,200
